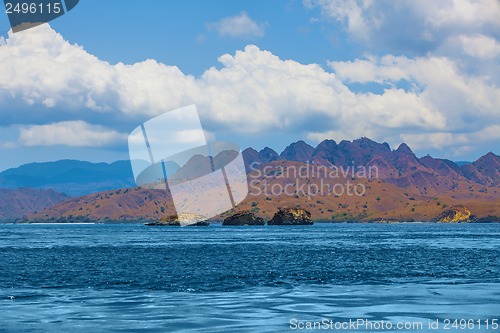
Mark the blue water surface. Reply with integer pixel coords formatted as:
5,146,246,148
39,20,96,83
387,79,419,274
0,223,499,332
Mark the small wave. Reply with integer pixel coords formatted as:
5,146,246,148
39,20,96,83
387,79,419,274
4,293,49,300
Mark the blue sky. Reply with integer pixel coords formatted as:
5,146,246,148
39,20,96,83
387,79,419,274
0,0,499,171
43,1,361,76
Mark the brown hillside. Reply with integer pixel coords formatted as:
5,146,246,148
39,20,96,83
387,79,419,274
0,188,69,219
26,160,499,223
25,138,500,223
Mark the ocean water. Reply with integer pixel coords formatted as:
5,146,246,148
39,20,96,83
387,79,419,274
0,223,499,332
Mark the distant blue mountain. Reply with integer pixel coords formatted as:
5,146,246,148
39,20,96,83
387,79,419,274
0,160,135,196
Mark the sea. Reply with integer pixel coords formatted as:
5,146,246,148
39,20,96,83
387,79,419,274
0,223,499,333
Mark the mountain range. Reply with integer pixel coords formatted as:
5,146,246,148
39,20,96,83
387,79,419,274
0,160,135,196
243,138,499,191
2,137,499,222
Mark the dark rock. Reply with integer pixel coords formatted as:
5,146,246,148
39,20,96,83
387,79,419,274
145,221,209,226
472,215,500,223
147,213,209,226
223,211,264,226
268,208,313,225
145,221,178,226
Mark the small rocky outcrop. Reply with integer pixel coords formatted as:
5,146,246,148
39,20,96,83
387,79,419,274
148,213,209,226
437,206,471,223
268,208,313,225
473,215,500,223
223,211,265,226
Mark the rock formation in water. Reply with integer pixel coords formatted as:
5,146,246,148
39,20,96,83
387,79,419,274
437,206,471,222
148,213,209,226
268,208,313,225
223,211,264,226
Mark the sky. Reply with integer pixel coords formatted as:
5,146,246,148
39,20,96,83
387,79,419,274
0,0,499,171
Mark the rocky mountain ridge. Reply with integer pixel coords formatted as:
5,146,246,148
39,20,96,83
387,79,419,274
4,137,499,222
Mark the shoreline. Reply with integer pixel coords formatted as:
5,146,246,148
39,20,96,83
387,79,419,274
5,220,500,225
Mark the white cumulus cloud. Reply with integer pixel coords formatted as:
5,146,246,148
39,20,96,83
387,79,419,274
19,121,126,147
304,0,500,53
206,12,266,38
459,34,500,59
0,24,498,160
303,0,382,40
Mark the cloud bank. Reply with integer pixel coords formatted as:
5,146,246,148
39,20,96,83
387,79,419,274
19,121,125,147
0,4,498,160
